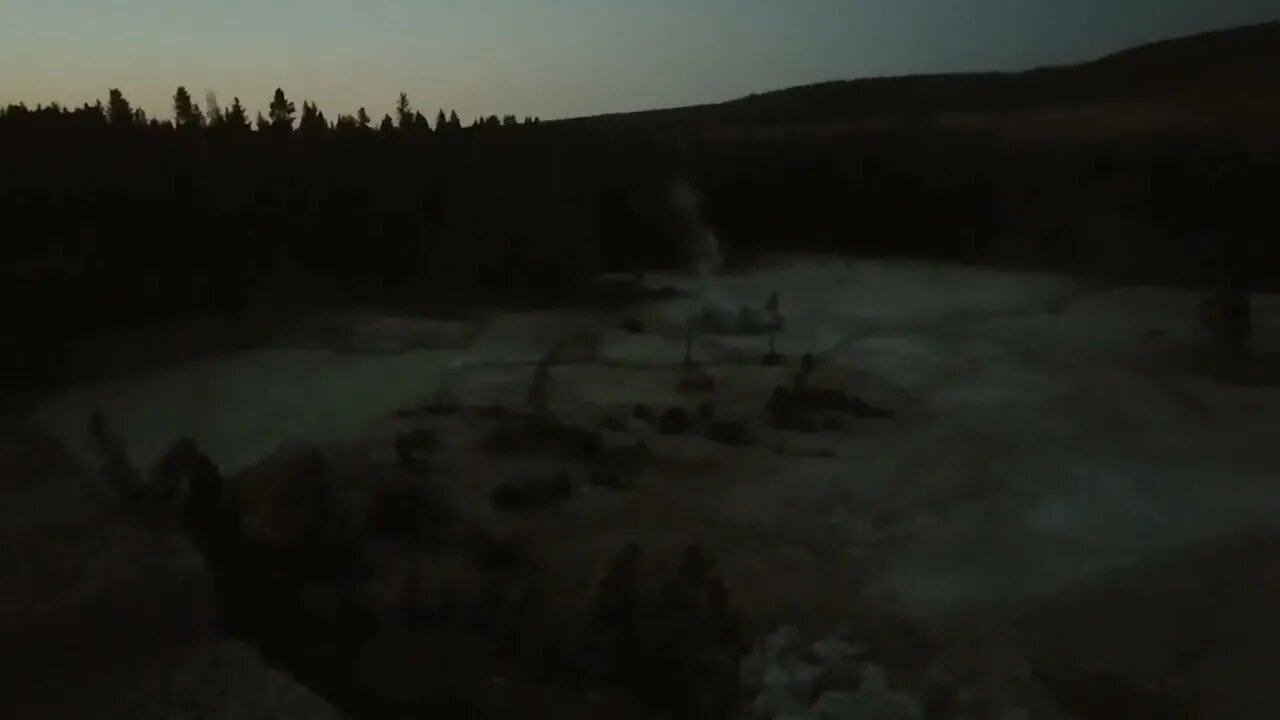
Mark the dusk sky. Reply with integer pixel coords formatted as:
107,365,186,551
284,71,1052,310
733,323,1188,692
3,1,1278,122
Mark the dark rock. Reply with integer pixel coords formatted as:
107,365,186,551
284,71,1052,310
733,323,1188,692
482,417,602,459
761,352,785,367
922,678,963,720
790,385,896,420
482,424,529,455
87,409,144,502
813,661,865,697
621,316,645,334
394,428,435,467
696,402,715,422
657,407,693,435
677,368,716,394
795,387,857,413
572,427,606,457
851,396,896,419
590,542,643,636
599,416,629,433
771,379,895,424
464,530,531,572
821,415,847,432
476,405,512,419
366,479,448,544
797,353,817,387
490,473,573,511
153,439,240,560
674,544,713,587
767,386,817,432
591,442,653,490
707,420,753,447
395,401,460,418
1036,667,1184,720
232,447,348,546
21,641,352,720
599,440,655,466
589,470,629,490
632,404,654,424
766,384,792,411
777,413,817,433
776,445,837,458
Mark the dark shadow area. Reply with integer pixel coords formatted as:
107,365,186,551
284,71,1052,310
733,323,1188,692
80,417,749,718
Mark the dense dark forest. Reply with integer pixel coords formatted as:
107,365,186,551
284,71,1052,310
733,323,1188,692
2,79,1276,398
0,88,684,391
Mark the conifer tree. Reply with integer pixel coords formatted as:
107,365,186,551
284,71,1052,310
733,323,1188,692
267,88,296,131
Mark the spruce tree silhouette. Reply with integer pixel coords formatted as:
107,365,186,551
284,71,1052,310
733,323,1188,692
356,107,371,130
379,114,395,132
82,100,106,126
395,92,413,129
334,114,357,131
267,88,296,132
298,101,327,134
224,97,251,131
173,86,203,129
107,88,133,125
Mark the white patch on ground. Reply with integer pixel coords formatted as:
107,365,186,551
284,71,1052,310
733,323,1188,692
26,257,1280,628
30,349,458,475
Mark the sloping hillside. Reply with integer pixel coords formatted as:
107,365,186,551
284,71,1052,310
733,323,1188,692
560,21,1280,135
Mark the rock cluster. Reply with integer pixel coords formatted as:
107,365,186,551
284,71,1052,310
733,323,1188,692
739,626,923,720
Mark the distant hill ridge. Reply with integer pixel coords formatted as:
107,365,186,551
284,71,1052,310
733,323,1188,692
560,21,1280,133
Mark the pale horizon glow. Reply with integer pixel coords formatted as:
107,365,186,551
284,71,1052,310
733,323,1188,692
2,1,1277,122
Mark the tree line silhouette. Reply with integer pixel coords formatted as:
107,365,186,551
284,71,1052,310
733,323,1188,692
3,87,538,133
2,84,1275,396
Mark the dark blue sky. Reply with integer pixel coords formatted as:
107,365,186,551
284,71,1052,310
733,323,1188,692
3,1,1278,121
